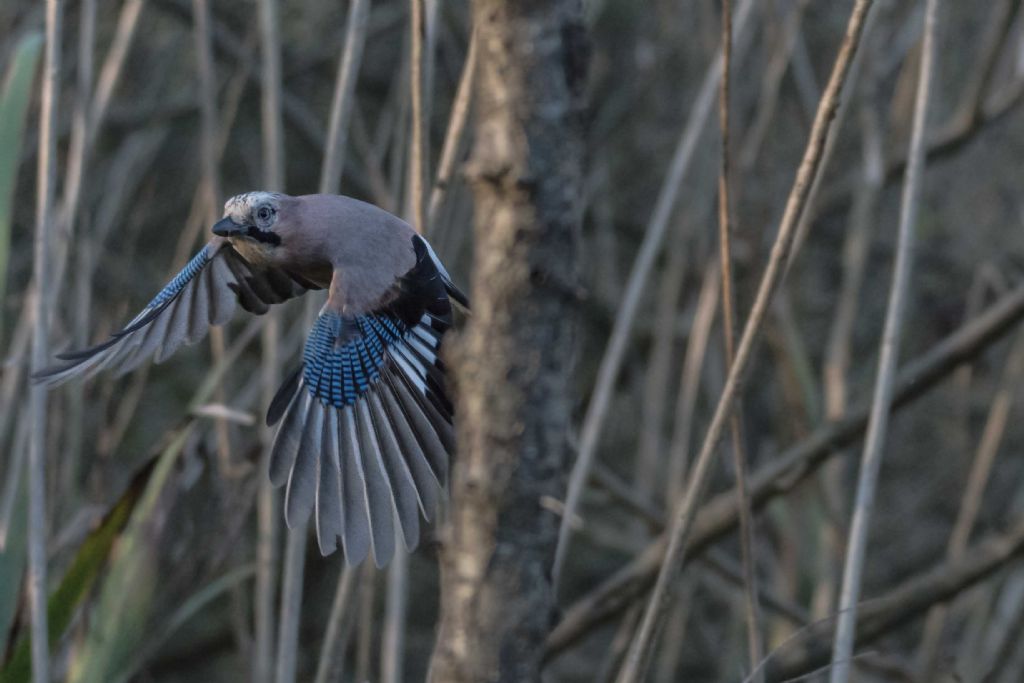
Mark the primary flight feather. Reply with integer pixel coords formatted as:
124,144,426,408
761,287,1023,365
37,192,468,567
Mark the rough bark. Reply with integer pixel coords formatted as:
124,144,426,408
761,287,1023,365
430,2,586,682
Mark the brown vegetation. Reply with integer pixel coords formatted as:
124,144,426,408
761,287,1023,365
1,1,1024,681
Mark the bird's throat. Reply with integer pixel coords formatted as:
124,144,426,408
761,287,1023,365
230,238,276,267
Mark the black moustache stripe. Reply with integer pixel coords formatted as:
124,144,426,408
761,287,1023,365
246,226,282,246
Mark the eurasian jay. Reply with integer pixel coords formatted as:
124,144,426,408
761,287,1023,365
38,192,468,567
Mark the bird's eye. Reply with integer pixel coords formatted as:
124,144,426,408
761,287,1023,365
257,206,272,222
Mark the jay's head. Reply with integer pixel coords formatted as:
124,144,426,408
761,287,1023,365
213,191,285,248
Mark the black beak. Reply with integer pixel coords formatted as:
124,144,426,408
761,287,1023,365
212,217,247,237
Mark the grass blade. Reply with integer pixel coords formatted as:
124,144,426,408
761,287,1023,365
0,32,43,332
0,456,157,683
66,427,193,683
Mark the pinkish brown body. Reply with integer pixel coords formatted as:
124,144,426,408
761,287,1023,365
39,191,467,566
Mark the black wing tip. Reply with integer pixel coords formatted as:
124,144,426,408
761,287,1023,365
267,364,304,426
54,328,134,362
32,350,97,384
31,365,67,384
445,281,470,310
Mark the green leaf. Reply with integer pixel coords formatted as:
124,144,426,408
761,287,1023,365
0,452,161,683
0,32,43,334
108,564,256,683
0,468,28,653
66,426,193,683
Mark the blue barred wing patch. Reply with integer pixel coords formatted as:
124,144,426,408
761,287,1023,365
146,246,211,310
303,312,407,407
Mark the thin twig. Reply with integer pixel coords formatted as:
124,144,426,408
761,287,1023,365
738,0,808,174
98,94,239,459
192,1,252,660
597,607,643,683
382,543,408,683
382,3,430,676
775,517,1024,682
614,3,876,680
544,280,1024,661
388,52,412,220
408,0,427,232
822,94,884,433
829,2,938,681
915,330,1024,678
815,53,885,623
256,0,285,679
788,15,822,120
716,0,764,677
553,0,756,589
355,561,377,683
634,230,688,500
427,28,477,237
275,522,308,683
594,463,814,630
717,0,737,367
287,4,373,680
86,0,145,148
422,0,439,139
978,569,1024,682
785,0,880,273
313,566,358,683
258,0,285,192
28,2,62,680
191,0,237,482
151,0,329,153
56,0,95,528
949,0,1018,131
27,0,146,385
666,262,720,501
61,0,144,234
351,106,398,211
0,311,31,493
814,32,1024,229
319,0,371,195
0,405,29,552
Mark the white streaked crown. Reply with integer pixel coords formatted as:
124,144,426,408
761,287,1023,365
223,191,280,222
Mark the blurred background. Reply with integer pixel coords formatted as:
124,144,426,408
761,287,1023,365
2,0,1024,681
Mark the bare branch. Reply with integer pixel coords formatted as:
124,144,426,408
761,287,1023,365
829,1,939,679
256,0,286,679
615,3,877,679
554,0,756,589
773,517,1024,682
427,29,477,237
27,2,62,680
319,0,371,196
717,0,764,676
546,233,1024,667
313,567,358,683
914,329,1024,677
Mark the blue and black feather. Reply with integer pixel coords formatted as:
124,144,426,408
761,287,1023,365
267,234,465,564
34,243,310,384
269,234,457,422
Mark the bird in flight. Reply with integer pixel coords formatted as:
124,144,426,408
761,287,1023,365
37,192,468,567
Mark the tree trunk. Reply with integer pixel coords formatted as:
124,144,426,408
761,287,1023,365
430,2,586,682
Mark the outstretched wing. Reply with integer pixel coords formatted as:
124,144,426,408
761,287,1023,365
268,235,462,566
36,240,311,386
